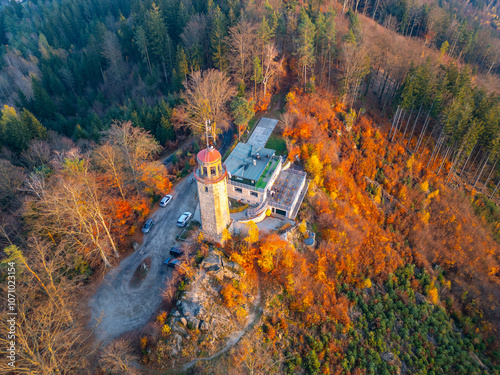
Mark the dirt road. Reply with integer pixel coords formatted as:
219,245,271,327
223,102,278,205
89,176,199,344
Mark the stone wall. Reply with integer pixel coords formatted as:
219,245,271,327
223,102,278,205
227,183,264,205
197,177,230,240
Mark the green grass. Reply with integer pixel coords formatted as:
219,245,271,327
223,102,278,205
177,221,201,240
255,158,279,189
265,134,287,156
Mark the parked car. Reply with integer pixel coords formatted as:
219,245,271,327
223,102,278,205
141,219,154,233
164,258,183,268
159,195,172,207
170,247,184,257
176,212,192,227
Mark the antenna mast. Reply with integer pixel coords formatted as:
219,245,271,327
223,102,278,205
205,119,213,150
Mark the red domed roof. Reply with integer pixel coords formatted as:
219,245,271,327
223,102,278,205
197,148,221,163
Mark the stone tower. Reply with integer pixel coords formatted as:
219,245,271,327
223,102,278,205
194,147,231,243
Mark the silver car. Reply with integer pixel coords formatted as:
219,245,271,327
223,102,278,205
141,219,154,233
176,212,192,227
159,195,172,207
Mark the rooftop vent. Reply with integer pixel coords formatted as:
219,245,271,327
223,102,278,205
252,159,257,166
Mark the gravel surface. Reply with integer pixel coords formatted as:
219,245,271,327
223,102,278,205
89,176,199,344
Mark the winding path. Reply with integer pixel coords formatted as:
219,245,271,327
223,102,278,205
181,290,262,371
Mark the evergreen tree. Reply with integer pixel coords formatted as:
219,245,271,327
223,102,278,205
296,9,316,86
210,5,228,71
146,3,173,84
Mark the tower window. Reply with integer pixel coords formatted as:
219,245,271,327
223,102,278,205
210,167,216,176
205,187,208,192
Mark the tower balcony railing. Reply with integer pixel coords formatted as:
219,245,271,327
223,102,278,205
194,163,228,184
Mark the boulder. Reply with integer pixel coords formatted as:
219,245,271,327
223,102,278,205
210,268,237,281
187,316,200,329
171,333,183,356
179,317,187,326
200,252,223,270
199,320,209,331
179,300,203,318
196,307,208,321
224,260,245,274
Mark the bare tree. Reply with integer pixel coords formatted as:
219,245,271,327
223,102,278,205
340,42,371,109
103,121,161,189
92,143,127,199
0,241,92,373
21,140,51,168
25,159,120,267
99,339,141,375
226,19,257,86
174,69,236,143
261,44,282,97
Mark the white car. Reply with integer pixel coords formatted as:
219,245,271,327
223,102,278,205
159,195,172,207
177,212,192,227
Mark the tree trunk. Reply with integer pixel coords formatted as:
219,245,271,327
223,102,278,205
490,178,500,199
392,109,406,142
372,0,381,19
473,152,489,182
437,144,452,175
459,144,477,176
415,111,431,154
389,106,401,139
473,152,491,188
469,148,484,175
482,158,498,192
427,131,443,168
408,103,422,147
401,107,413,141
378,71,389,105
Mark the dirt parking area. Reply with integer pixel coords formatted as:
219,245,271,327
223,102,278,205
88,176,198,344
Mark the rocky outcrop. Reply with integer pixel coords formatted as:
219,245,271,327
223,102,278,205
165,249,248,357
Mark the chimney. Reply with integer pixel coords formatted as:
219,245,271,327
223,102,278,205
253,159,257,165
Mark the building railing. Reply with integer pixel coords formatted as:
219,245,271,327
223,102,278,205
227,179,266,193
247,198,269,217
268,201,292,211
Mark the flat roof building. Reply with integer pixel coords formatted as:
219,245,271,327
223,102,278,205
225,143,276,186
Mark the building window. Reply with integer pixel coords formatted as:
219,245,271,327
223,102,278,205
235,187,242,193
250,191,258,197
205,187,208,192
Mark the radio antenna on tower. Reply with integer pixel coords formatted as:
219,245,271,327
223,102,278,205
205,119,213,150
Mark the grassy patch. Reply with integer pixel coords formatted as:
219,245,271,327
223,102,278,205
256,158,279,189
229,198,249,213
265,134,287,155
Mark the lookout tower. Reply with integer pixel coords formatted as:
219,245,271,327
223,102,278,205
195,146,231,243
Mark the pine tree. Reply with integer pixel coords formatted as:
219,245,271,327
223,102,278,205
296,9,316,87
146,3,173,83
134,26,152,75
251,56,263,100
210,5,228,71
